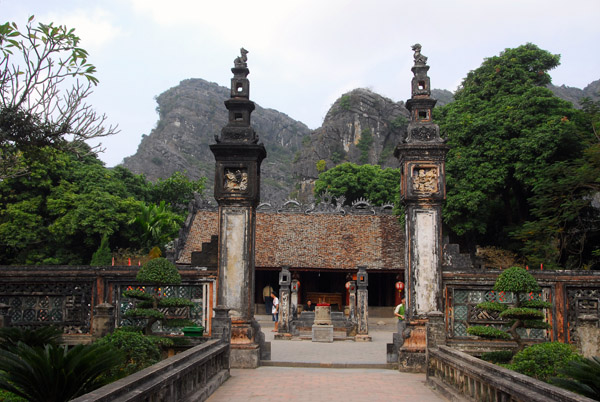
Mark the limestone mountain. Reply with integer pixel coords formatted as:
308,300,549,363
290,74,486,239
547,79,600,107
292,88,409,178
121,78,311,203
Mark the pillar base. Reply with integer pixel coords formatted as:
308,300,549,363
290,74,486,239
355,334,372,342
230,343,260,368
396,319,427,372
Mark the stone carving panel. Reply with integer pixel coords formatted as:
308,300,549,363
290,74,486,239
567,287,600,343
410,126,437,141
412,166,439,194
224,168,248,192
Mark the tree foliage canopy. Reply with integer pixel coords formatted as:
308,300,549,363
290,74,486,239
0,16,118,179
436,43,600,269
314,162,400,206
0,146,201,265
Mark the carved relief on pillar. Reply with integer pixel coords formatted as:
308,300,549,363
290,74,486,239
410,165,439,195
224,168,248,192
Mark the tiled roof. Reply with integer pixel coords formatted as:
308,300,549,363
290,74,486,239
177,210,404,270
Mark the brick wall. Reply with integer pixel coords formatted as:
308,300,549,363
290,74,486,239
177,211,404,270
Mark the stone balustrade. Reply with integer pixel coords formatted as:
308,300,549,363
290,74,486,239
427,345,594,402
72,339,229,402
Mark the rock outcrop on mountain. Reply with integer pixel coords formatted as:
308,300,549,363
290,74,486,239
122,78,598,204
290,88,409,201
548,80,600,107
121,78,311,203
292,88,409,178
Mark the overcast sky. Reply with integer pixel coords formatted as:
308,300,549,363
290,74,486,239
2,0,599,167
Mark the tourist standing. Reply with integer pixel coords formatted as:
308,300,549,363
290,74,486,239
394,297,406,336
271,291,279,332
263,284,273,314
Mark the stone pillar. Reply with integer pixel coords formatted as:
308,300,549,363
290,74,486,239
210,49,267,368
395,44,448,321
576,314,600,358
92,302,114,340
355,266,371,342
278,266,291,334
394,45,448,372
0,303,10,328
291,278,300,319
348,280,357,323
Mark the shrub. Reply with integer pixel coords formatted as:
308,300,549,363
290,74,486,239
90,234,112,266
123,258,195,335
468,267,548,351
467,325,511,340
481,350,514,364
552,356,600,400
339,95,351,111
0,343,121,402
137,257,181,284
0,326,62,350
510,342,581,382
95,329,160,380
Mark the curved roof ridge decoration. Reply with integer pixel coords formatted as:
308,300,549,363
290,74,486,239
190,195,396,216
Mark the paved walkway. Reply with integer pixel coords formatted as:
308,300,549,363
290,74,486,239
207,316,447,402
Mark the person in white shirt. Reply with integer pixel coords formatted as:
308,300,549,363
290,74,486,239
271,291,279,332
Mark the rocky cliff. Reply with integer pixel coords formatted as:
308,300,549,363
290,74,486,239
121,78,311,203
122,78,598,204
547,79,600,107
292,88,409,178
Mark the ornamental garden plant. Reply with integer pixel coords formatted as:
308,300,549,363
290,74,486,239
467,266,551,352
122,257,195,335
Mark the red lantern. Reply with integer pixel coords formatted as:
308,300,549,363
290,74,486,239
395,281,404,291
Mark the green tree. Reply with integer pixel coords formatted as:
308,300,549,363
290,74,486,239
467,266,551,351
436,44,598,267
122,258,195,335
314,162,400,206
90,234,112,266
149,171,205,215
128,201,183,252
357,129,374,164
0,147,141,264
0,16,117,179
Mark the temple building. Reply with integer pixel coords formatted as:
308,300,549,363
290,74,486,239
173,197,405,313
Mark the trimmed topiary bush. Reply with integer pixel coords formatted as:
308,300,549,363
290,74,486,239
481,350,514,364
467,266,549,351
137,257,181,284
510,342,581,382
122,257,195,335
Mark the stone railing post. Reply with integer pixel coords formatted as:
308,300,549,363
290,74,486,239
212,305,231,343
92,302,114,340
426,311,446,350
